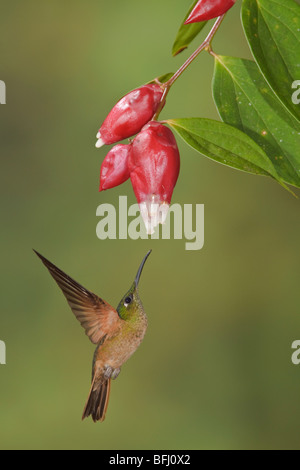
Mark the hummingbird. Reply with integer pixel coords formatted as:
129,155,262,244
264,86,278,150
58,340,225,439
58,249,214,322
34,249,151,423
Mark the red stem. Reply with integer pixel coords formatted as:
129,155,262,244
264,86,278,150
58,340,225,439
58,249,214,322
153,14,226,120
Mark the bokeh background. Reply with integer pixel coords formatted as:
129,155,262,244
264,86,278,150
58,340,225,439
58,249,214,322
1,0,300,450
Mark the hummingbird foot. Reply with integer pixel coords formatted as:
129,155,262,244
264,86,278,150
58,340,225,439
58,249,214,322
103,365,113,380
103,365,121,380
111,368,121,380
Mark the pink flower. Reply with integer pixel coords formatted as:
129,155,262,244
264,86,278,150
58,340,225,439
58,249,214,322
185,0,237,24
99,122,180,234
100,144,131,191
96,84,163,148
128,122,180,234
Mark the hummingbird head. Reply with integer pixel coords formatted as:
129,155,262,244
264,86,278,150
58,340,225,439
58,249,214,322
117,250,152,320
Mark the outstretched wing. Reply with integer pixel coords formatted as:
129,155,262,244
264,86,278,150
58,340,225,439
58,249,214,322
34,250,122,345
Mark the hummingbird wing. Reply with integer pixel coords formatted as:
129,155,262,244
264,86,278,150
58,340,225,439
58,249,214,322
34,251,122,345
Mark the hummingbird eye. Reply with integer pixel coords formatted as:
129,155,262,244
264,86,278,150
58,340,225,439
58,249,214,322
124,296,133,307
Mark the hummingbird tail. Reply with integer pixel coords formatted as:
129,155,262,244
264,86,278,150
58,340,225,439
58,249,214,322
82,377,111,423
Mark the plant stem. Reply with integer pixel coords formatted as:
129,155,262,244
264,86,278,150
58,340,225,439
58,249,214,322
153,14,226,120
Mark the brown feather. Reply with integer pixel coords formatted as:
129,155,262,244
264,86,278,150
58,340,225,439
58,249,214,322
82,376,111,423
34,250,122,344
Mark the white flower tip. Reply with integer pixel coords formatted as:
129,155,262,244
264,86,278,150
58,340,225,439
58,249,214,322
159,202,170,225
95,136,105,148
144,221,156,236
96,131,101,139
140,203,155,235
139,197,170,235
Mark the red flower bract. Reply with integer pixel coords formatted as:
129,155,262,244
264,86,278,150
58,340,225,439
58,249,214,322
100,144,131,191
128,121,180,234
185,0,236,24
96,84,164,148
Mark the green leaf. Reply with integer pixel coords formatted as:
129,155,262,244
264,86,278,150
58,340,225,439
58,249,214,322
212,55,300,188
242,0,300,121
167,118,285,185
172,1,207,56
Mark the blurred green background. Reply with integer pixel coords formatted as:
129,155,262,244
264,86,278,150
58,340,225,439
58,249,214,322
1,0,300,450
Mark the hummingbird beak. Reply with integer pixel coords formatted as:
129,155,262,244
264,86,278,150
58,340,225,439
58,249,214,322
135,250,152,288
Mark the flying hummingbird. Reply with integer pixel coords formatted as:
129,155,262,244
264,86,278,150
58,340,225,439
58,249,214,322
34,249,151,423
